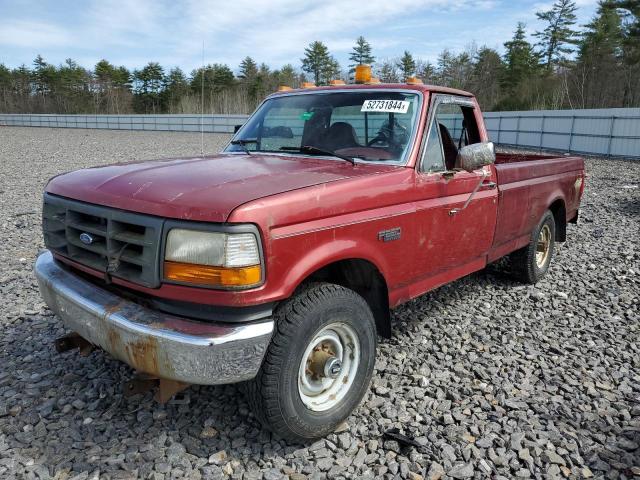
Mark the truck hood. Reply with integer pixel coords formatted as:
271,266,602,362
45,153,395,222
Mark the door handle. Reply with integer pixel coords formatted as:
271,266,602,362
481,181,497,189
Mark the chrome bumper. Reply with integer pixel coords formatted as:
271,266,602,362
34,250,273,385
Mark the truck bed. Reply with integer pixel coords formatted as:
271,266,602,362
490,152,584,261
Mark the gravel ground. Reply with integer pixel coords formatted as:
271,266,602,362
0,127,638,480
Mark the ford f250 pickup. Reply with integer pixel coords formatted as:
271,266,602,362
35,76,585,442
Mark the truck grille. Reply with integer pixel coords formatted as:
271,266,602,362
42,193,163,288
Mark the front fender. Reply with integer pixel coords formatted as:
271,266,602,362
272,236,391,299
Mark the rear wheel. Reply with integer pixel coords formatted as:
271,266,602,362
510,210,556,284
246,283,377,442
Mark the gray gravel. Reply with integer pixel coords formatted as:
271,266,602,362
1,127,639,480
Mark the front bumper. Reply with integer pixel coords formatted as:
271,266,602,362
34,250,274,385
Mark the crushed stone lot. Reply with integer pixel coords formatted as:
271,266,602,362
0,127,638,480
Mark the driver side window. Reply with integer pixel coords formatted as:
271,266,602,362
421,99,480,172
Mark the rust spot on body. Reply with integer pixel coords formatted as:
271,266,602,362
125,336,160,377
103,300,127,318
106,327,121,353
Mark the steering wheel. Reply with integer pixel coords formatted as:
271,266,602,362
367,131,391,147
367,120,410,149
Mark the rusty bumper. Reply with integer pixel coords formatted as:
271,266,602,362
34,250,274,385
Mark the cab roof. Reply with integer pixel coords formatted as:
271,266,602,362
268,83,474,99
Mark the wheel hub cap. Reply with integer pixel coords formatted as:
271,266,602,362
298,323,360,412
536,224,552,268
324,357,342,378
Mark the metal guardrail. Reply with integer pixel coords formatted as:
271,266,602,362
1,109,638,158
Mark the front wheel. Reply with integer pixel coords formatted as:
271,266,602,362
510,209,556,284
246,283,377,442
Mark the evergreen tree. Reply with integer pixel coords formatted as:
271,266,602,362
349,36,375,69
321,57,341,84
133,62,165,113
396,51,416,78
95,60,116,84
164,67,189,107
471,47,504,109
502,23,539,89
534,0,579,71
437,49,474,88
238,56,258,80
575,1,626,106
612,0,640,62
276,64,297,87
416,60,436,83
301,41,332,84
190,64,235,94
376,60,399,83
32,55,55,96
578,2,624,60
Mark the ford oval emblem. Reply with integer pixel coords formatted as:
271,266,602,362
79,233,94,245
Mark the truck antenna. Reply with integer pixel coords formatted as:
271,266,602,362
200,40,205,157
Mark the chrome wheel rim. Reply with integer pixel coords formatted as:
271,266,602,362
298,323,360,412
536,224,552,268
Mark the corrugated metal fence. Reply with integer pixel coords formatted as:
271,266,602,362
1,108,639,158
0,113,247,134
484,108,640,158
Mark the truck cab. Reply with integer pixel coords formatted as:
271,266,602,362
35,77,584,442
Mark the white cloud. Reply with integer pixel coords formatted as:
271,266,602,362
0,20,73,49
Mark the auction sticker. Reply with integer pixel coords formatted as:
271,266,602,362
361,99,410,114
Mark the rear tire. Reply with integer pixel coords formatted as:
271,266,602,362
510,210,556,284
246,283,377,443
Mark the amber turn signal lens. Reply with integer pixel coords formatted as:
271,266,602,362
164,261,261,288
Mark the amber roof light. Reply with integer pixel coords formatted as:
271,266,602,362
354,65,372,84
406,77,423,85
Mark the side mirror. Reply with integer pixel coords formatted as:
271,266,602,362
456,142,495,172
234,124,243,133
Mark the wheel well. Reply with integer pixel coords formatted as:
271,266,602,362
303,259,391,338
549,199,567,242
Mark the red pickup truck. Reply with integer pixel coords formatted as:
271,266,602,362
35,80,585,442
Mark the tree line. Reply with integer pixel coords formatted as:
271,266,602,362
0,0,637,114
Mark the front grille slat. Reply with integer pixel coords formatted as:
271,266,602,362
111,231,151,246
42,193,163,288
67,221,107,236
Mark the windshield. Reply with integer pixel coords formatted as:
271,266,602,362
225,90,421,164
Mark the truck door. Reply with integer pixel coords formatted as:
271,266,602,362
412,95,498,278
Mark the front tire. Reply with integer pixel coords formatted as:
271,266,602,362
510,209,556,284
246,283,377,442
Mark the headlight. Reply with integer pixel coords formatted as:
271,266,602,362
164,228,262,288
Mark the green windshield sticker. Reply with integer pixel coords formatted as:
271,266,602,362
300,111,315,121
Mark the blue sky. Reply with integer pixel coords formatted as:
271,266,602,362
0,0,599,74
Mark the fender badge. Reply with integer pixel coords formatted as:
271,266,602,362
378,227,401,242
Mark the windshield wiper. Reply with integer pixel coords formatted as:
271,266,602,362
230,139,257,155
280,145,356,165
